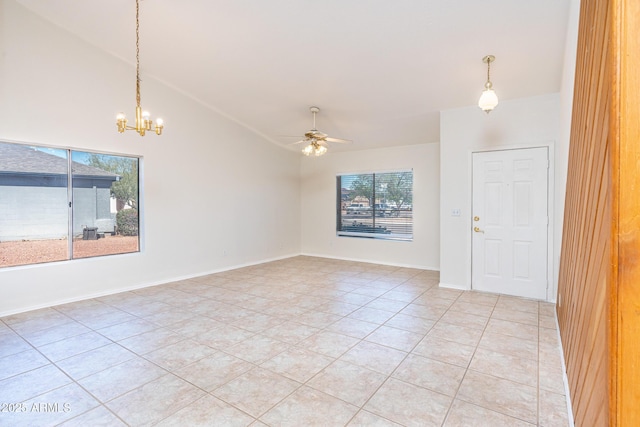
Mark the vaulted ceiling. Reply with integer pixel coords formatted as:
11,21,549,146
16,0,572,152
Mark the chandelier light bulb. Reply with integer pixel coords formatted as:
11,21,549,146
116,112,128,133
154,118,164,135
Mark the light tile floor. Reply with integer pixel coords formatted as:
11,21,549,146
0,256,571,426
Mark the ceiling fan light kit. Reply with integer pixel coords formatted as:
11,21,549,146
116,0,164,136
478,55,499,114
302,141,328,156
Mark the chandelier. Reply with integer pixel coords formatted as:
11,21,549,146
116,0,164,136
302,140,328,156
478,55,499,113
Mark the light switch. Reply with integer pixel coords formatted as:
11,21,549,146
451,209,461,217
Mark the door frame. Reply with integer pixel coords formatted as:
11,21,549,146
469,142,555,301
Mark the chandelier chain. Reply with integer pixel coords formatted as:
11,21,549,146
486,58,491,83
135,0,140,107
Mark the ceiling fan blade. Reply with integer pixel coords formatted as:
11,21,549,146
325,137,352,143
289,139,309,145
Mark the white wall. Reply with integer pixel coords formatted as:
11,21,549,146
440,93,564,300
300,143,440,270
0,0,301,316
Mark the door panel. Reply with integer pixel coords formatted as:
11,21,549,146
472,147,549,299
484,239,502,276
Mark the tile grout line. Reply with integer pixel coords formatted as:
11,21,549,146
2,319,133,426
440,291,490,426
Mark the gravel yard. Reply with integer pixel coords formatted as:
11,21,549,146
0,236,139,268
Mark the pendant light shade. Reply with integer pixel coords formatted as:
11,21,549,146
478,87,499,112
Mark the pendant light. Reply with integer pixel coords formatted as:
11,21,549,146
478,55,499,113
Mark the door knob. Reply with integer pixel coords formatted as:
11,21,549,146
473,227,484,233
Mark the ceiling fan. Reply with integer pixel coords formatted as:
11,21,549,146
291,106,351,156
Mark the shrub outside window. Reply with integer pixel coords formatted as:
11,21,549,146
337,170,413,240
0,141,140,268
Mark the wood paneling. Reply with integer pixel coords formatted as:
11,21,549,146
558,0,640,425
556,1,610,425
610,0,640,424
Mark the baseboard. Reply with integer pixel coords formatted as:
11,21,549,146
555,313,576,427
299,252,439,271
438,282,469,290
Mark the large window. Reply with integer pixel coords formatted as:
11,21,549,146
337,170,413,240
0,141,140,268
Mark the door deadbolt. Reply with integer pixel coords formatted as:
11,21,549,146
473,216,480,221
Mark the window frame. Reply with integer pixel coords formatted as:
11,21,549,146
0,140,142,268
336,169,413,241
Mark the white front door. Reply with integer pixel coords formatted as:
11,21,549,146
471,147,549,299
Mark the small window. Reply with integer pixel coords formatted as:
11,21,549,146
337,170,413,240
0,141,140,268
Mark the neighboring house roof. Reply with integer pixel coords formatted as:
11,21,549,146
0,143,119,179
